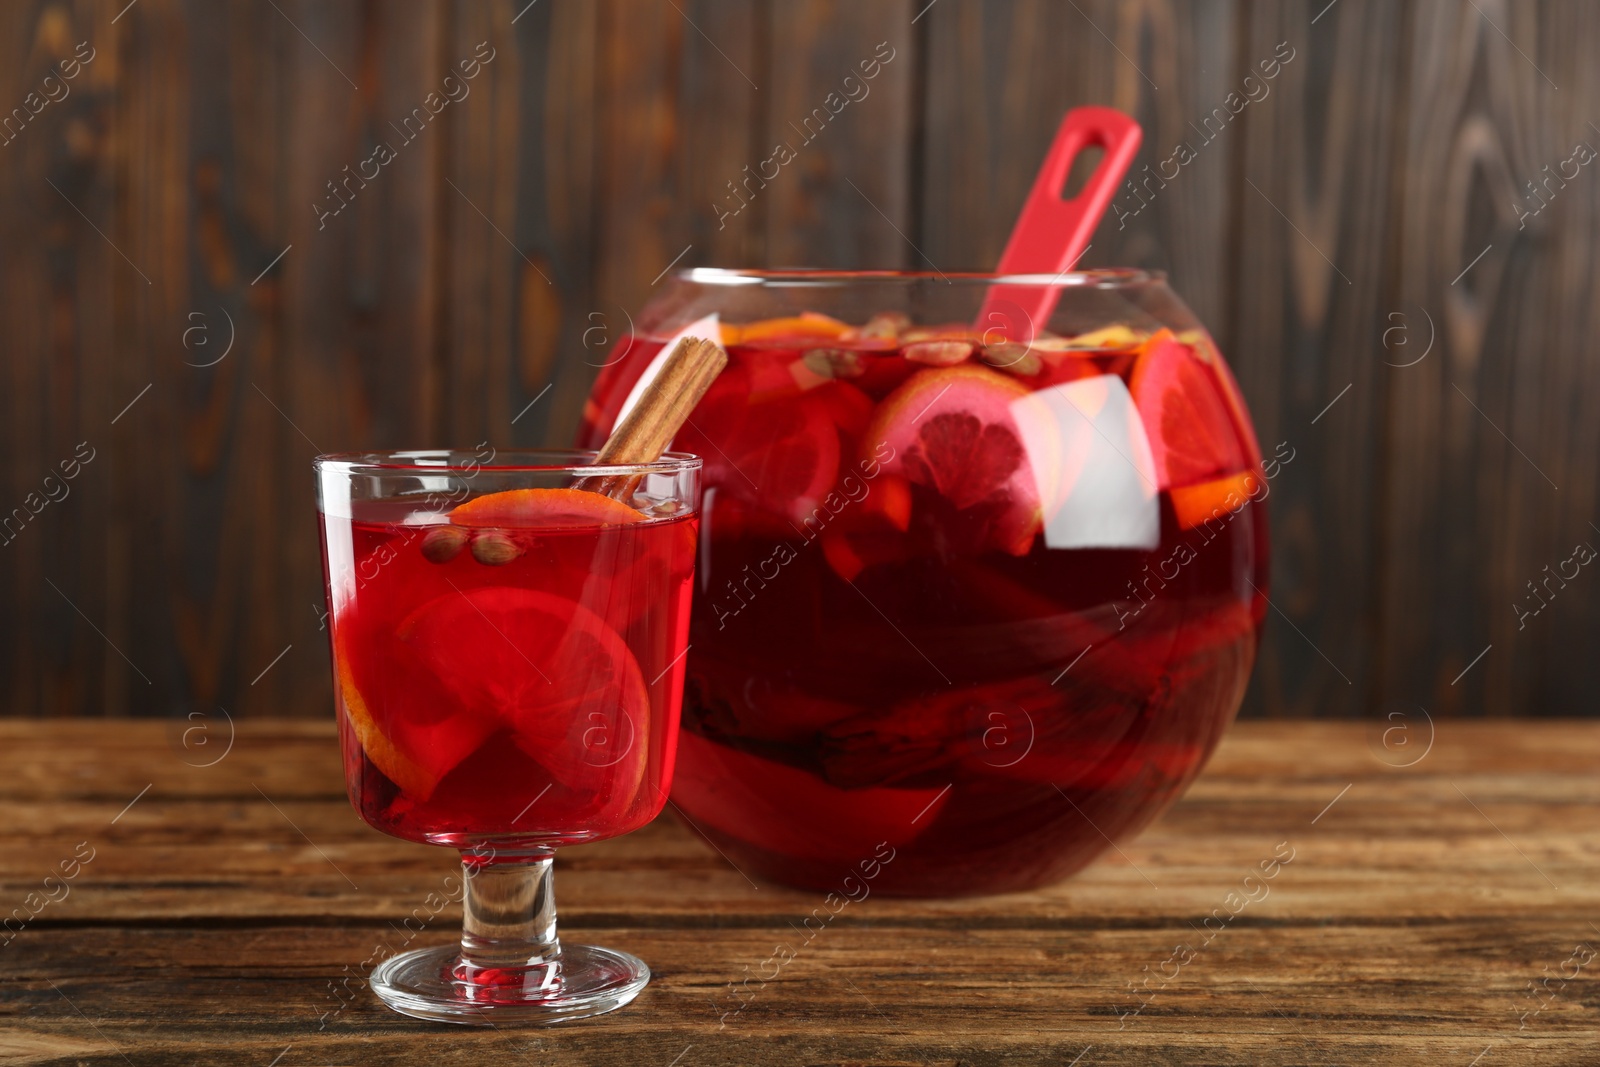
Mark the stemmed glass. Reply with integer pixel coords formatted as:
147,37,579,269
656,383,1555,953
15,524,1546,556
314,449,700,1024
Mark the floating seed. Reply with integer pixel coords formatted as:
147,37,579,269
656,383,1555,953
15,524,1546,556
859,311,911,340
903,340,973,367
470,530,521,566
420,526,468,563
1066,323,1143,350
1025,336,1082,353
802,348,865,379
980,342,1042,376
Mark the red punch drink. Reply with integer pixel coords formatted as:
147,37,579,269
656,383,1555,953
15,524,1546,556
321,480,697,848
317,449,701,1023
581,277,1271,896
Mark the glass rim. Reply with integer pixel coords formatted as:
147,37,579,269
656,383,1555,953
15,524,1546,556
679,266,1166,288
312,448,703,477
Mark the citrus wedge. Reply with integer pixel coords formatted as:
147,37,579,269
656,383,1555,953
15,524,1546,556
1170,469,1262,530
449,488,644,528
1176,328,1261,466
723,312,851,346
1128,330,1247,489
335,638,428,797
332,628,497,801
399,587,649,795
862,364,1044,556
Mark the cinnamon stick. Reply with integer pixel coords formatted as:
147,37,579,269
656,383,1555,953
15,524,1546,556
584,335,727,500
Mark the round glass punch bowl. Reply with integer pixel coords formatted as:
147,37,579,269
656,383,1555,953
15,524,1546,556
579,270,1270,896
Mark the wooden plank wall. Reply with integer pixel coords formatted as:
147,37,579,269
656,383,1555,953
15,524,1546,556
2,0,1596,720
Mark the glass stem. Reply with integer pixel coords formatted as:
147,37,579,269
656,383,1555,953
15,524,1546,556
457,850,561,985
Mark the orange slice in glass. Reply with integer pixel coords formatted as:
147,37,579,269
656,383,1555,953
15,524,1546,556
333,629,497,801
449,488,644,528
399,587,649,795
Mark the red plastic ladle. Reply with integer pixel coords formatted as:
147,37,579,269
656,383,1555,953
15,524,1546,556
976,106,1143,341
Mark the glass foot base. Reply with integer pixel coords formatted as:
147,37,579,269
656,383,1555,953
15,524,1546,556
370,943,650,1026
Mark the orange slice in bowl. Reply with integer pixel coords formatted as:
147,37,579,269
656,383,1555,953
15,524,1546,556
399,587,649,795
1170,469,1262,530
450,488,644,528
724,312,851,346
862,364,1045,556
1128,330,1246,489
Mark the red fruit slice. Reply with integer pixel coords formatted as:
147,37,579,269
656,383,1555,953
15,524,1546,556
675,364,768,477
1034,354,1105,389
820,473,912,581
1129,331,1246,489
1173,328,1261,467
740,353,807,405
450,488,645,528
684,359,762,425
810,379,874,445
862,471,912,530
677,393,840,526
398,587,649,794
863,364,1045,556
671,730,947,863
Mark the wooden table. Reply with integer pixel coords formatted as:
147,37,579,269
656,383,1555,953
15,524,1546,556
1,720,1594,1065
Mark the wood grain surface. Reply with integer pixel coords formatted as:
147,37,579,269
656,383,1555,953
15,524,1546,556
0,719,1595,1065
3,0,1599,719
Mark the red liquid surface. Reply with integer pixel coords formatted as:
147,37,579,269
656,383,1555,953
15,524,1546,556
320,501,697,848
582,323,1268,895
